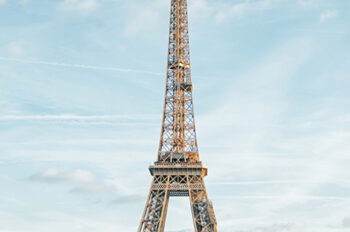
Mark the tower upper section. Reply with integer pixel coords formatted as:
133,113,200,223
157,0,199,163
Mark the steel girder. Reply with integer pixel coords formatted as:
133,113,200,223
137,173,217,232
158,0,198,163
137,0,218,231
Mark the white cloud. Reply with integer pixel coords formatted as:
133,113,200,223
17,0,29,5
215,195,350,201
198,37,313,142
0,0,6,6
195,37,350,229
0,114,157,121
0,114,158,127
123,0,168,36
0,1,349,231
1,138,154,147
215,0,275,23
66,169,95,182
231,223,348,232
7,43,24,57
343,218,350,228
298,0,314,6
0,56,163,76
29,168,140,204
70,178,133,195
68,176,144,205
320,10,338,23
210,179,350,186
31,168,95,183
29,211,132,232
122,0,210,35
60,0,98,14
111,195,143,204
189,0,213,22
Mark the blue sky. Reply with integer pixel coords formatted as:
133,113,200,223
0,0,350,231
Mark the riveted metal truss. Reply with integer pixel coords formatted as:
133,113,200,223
137,0,218,232
158,0,198,163
138,164,217,232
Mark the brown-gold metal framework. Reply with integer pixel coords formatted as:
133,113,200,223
137,0,218,231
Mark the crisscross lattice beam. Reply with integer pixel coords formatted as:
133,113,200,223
158,0,198,163
137,0,218,231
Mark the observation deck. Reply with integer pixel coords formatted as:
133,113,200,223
149,162,208,177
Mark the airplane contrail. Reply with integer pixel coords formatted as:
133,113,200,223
209,180,350,186
0,56,163,76
210,181,304,185
0,56,232,80
0,114,159,121
213,195,350,201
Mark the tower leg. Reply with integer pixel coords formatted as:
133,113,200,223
138,173,217,232
189,178,217,232
138,177,170,232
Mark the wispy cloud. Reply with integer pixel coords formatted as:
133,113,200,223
70,183,112,194
1,0,349,231
0,196,18,204
230,223,346,232
0,114,159,127
17,0,29,6
0,57,163,76
30,168,95,183
0,139,155,147
215,0,275,23
343,218,350,228
298,0,314,6
59,0,98,15
29,168,141,205
7,43,25,57
210,179,350,186
215,195,350,201
0,57,230,80
111,195,144,205
167,229,191,232
29,168,143,207
0,114,157,121
32,211,131,232
0,0,6,6
320,10,338,22
189,0,213,22
123,0,168,36
68,175,144,206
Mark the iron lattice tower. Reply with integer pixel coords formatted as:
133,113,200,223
137,0,218,232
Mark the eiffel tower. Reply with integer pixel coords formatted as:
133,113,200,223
137,0,218,232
